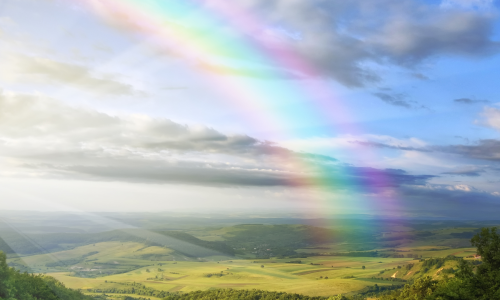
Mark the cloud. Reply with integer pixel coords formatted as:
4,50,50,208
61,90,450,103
372,92,429,109
372,92,412,108
0,90,331,186
369,8,498,66
397,183,500,219
442,166,485,176
434,107,500,161
24,161,298,187
0,90,436,189
345,167,435,187
454,97,490,104
372,92,429,110
22,160,434,189
437,139,500,161
0,53,144,96
481,107,500,130
428,108,500,161
411,73,430,80
80,0,500,87
0,90,301,159
282,134,430,155
351,140,432,152
238,0,499,85
441,0,494,10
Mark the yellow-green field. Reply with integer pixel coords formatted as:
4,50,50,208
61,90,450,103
6,232,479,299
49,256,407,297
9,241,469,297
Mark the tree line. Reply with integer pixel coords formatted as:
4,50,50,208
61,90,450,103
0,251,97,300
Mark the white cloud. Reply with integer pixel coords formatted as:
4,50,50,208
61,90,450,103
280,134,428,155
0,90,435,190
0,90,325,186
0,53,144,96
481,107,500,130
446,184,477,192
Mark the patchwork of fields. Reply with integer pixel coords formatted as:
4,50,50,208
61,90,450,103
7,240,477,298
3,221,490,299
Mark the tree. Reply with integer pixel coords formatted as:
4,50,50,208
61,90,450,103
381,227,500,300
362,266,366,269
0,252,15,300
427,227,500,299
327,294,348,300
261,265,264,268
380,276,437,300
0,251,93,300
383,227,500,300
452,227,500,299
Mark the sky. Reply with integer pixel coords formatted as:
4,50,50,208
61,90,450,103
1,0,500,219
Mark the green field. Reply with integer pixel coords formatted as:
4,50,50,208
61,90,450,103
6,241,477,298
2,217,490,299
40,247,406,297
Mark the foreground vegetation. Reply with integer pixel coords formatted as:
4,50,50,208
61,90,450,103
162,289,330,300
377,227,500,300
0,252,95,300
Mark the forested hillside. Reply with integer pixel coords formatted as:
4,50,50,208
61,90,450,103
0,251,96,300
377,227,500,299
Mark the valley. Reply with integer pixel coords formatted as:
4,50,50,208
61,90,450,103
1,213,491,299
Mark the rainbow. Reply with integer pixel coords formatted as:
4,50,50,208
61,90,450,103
78,0,402,223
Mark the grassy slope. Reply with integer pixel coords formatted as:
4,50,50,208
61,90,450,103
32,243,410,297
1,228,234,257
7,242,175,274
5,225,484,298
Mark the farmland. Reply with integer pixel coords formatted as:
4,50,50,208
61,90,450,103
16,243,411,297
2,214,490,299
7,240,479,298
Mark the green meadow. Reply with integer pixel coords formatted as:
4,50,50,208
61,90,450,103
40,246,408,297
3,218,493,299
